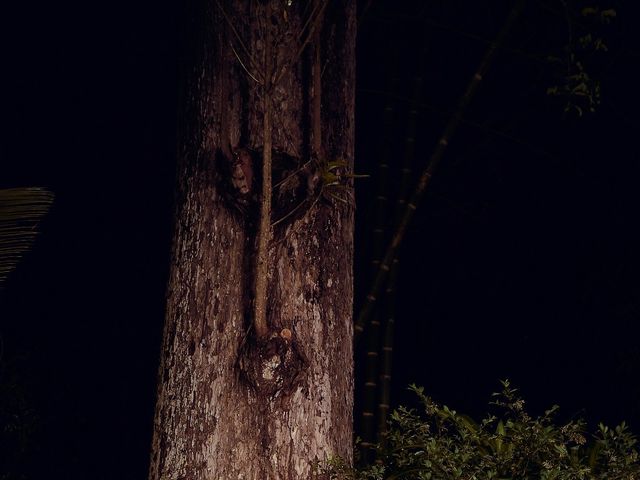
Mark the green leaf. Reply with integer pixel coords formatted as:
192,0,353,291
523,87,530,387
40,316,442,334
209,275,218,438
457,414,479,434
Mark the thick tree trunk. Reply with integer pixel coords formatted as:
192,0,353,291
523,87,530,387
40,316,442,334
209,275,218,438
148,2,356,479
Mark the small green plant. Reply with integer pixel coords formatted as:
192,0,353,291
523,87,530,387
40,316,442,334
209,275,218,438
323,380,640,479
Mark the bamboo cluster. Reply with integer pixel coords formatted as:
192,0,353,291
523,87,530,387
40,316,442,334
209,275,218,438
356,0,525,464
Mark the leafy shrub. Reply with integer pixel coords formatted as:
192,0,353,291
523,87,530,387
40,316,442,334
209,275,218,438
324,380,640,479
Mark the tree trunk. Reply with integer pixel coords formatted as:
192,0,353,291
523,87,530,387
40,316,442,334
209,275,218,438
148,1,356,479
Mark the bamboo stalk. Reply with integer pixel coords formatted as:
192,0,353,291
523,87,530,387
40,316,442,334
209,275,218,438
377,258,397,447
360,76,398,464
354,0,525,343
376,76,422,447
395,77,422,219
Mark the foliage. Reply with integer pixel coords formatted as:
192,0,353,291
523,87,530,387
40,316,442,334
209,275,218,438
0,351,38,480
0,187,52,477
318,159,367,205
546,6,616,116
323,380,640,479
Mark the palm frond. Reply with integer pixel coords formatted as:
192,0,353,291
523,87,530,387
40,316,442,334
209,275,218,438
0,187,54,287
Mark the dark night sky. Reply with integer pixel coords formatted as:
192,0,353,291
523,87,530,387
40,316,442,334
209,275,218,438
2,1,640,479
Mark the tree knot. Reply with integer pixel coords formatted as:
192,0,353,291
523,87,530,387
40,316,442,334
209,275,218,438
238,328,308,398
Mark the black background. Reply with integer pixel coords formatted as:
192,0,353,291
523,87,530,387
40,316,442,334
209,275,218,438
2,1,640,478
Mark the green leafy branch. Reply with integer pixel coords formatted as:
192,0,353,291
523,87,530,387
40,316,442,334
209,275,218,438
546,5,616,116
323,380,640,480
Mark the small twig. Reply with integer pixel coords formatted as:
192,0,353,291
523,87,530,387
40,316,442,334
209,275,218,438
271,196,309,228
274,0,328,85
299,0,325,46
273,158,314,189
270,186,324,250
231,45,262,85
215,0,265,84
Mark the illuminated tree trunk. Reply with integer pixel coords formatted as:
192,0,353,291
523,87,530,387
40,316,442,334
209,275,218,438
148,1,355,479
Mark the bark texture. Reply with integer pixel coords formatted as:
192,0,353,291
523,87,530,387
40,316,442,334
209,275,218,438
149,1,356,479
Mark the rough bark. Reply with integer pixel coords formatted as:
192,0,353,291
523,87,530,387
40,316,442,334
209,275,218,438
148,1,356,479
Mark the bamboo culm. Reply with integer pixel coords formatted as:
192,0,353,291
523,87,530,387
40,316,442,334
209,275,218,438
360,76,398,463
354,0,525,343
376,76,422,447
